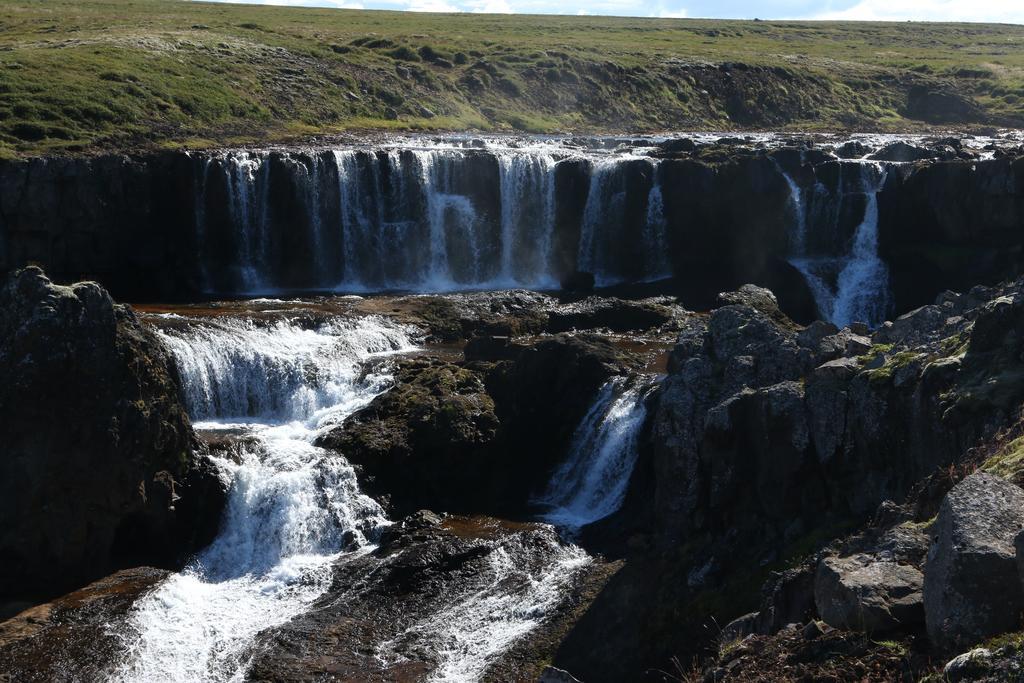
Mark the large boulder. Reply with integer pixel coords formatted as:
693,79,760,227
0,267,222,601
318,334,631,517
814,554,924,633
924,473,1024,651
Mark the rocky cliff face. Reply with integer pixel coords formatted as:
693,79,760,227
0,267,224,604
880,154,1024,312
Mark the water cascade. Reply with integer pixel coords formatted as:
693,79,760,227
194,146,674,294
778,161,891,327
110,312,593,682
535,377,654,531
377,538,590,682
641,164,672,282
112,315,412,681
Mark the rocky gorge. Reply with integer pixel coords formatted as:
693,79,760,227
6,134,1024,681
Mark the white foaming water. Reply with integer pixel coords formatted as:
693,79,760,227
377,539,591,683
536,378,652,531
778,160,891,327
112,315,413,682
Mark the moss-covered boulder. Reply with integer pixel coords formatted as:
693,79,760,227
318,334,631,517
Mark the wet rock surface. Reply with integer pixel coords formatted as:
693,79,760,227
11,265,1024,681
0,567,169,682
556,275,1024,679
0,267,224,602
244,512,600,683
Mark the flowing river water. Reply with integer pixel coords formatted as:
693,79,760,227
106,307,650,682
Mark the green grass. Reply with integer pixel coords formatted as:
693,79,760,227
2,0,1024,155
982,434,1024,480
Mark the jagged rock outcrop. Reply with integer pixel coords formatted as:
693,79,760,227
880,155,1024,312
924,473,1024,651
564,277,1024,679
0,267,224,602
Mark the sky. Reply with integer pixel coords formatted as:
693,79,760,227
207,0,1024,23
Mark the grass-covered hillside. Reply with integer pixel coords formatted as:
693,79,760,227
2,0,1024,156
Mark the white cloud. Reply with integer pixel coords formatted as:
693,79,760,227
467,0,514,12
817,0,1024,22
215,0,364,6
656,6,688,18
404,0,460,10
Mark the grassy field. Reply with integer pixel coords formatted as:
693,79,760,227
1,0,1024,156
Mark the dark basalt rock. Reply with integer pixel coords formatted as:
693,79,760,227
869,141,938,162
546,296,676,333
317,333,633,518
654,137,697,156
924,473,1024,651
561,277,1024,678
836,140,869,159
0,267,225,602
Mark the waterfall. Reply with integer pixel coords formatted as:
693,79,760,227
192,145,688,294
497,152,558,287
227,153,265,291
641,165,672,281
773,157,807,255
112,312,591,681
831,164,890,327
307,155,327,284
778,160,891,327
535,377,653,531
112,315,413,682
193,157,214,290
576,160,624,285
194,152,270,293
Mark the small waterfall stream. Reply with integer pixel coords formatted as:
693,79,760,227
778,160,891,327
536,377,654,532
